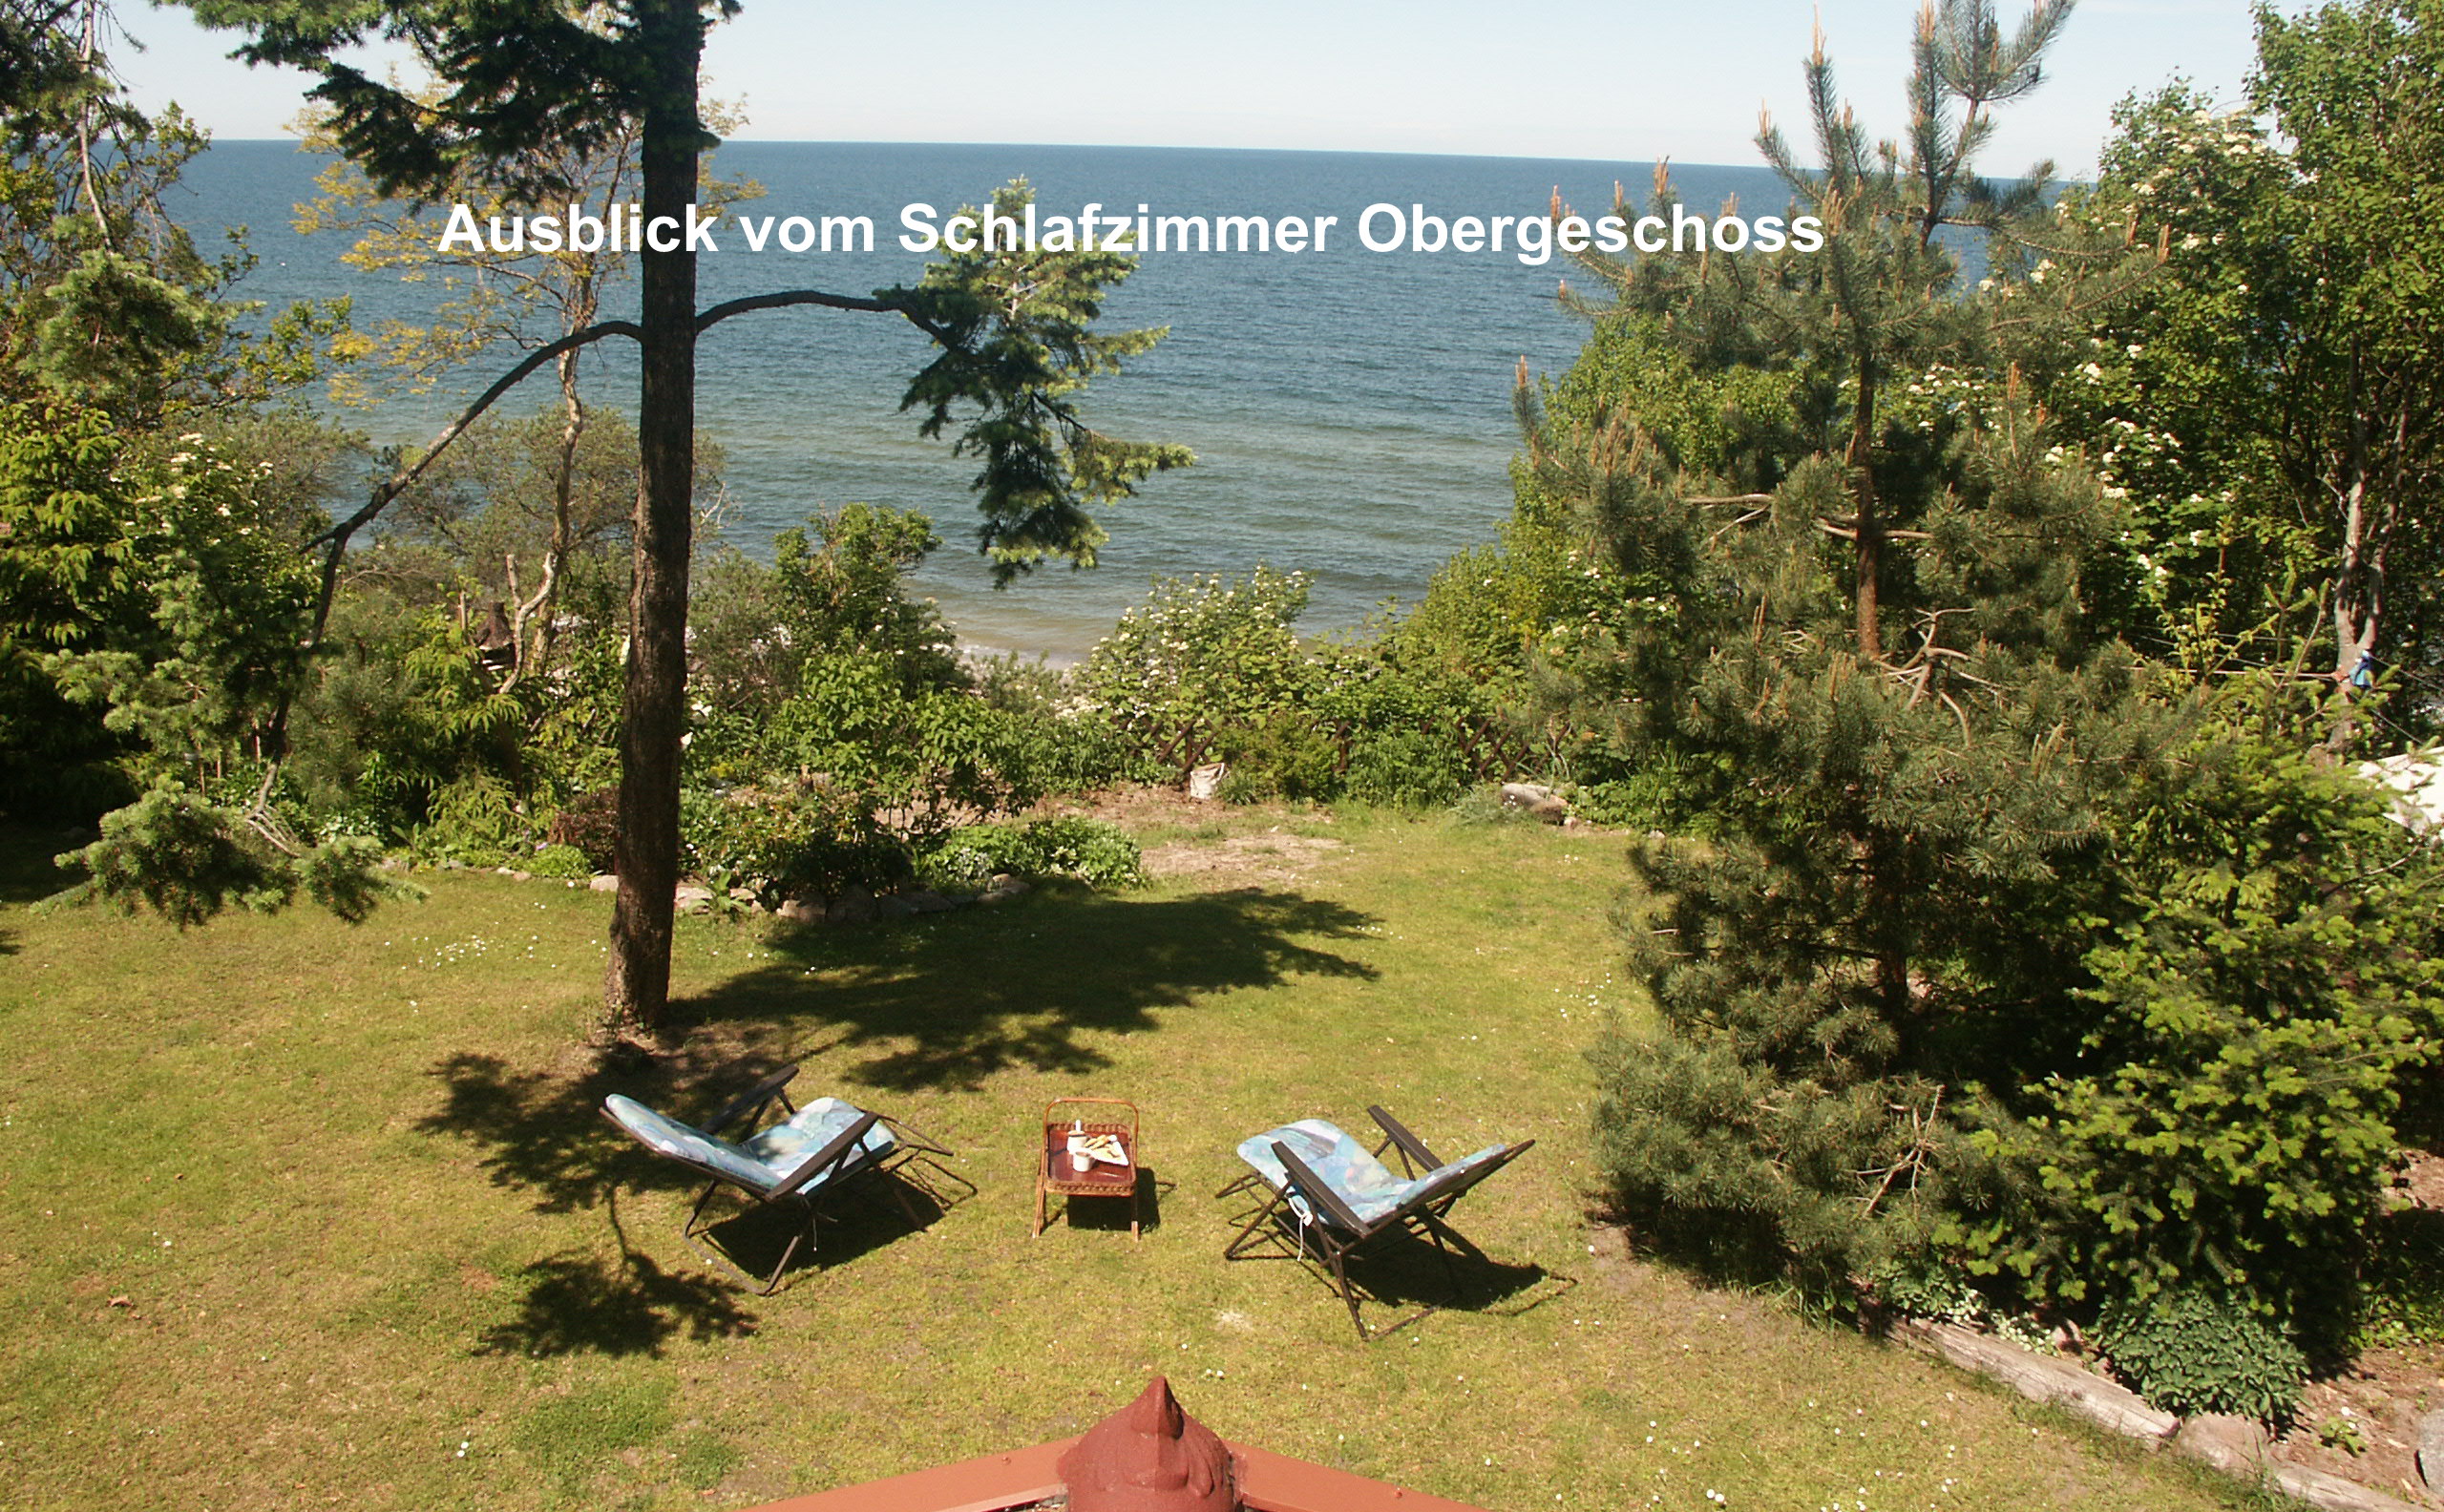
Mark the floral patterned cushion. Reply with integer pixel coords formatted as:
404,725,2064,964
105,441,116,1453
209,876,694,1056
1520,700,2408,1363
603,1094,781,1193
1235,1119,1508,1228
741,1096,897,1184
603,1093,897,1195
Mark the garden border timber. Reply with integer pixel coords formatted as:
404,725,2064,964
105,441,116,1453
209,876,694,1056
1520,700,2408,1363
1888,1320,2428,1512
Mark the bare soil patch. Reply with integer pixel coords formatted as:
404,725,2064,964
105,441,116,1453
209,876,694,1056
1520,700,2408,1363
1139,832,1349,887
2274,1341,2444,1507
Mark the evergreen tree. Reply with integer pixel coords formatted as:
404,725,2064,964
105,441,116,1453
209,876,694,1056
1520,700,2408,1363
183,3,1190,1039
1563,4,2444,1347
1559,0,2168,1282
1,1,348,820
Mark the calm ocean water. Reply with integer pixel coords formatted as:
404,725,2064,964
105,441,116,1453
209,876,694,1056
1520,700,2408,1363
179,142,1794,658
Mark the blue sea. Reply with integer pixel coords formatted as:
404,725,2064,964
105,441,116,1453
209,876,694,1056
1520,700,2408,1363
178,142,1796,659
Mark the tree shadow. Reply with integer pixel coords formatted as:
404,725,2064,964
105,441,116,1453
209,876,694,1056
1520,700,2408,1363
413,886,1376,1219
475,1246,758,1358
0,822,75,912
679,885,1382,1092
1226,1215,1566,1340
414,1050,664,1216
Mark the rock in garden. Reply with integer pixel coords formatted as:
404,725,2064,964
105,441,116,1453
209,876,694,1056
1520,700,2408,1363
2172,1415,2268,1475
874,893,919,919
2420,1408,2444,1493
774,896,824,924
588,873,619,892
1500,782,1570,824
674,884,714,914
827,889,877,925
904,889,958,914
980,873,1032,905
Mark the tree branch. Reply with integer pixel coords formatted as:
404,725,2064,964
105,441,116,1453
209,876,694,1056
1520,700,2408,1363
306,316,643,554
267,316,643,761
696,287,952,344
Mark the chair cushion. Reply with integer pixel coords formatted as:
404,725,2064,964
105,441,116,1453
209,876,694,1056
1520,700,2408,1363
603,1094,781,1193
1236,1119,1510,1228
742,1096,897,1185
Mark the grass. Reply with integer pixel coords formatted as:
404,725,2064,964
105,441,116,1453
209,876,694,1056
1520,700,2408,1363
0,805,2266,1512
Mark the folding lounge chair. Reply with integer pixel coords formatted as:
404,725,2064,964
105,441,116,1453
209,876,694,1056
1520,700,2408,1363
1219,1104,1533,1339
600,1063,962,1294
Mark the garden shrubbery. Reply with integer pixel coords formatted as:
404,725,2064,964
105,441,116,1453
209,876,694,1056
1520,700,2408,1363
919,816,1145,892
1556,0,2444,1422
2098,1290,2310,1422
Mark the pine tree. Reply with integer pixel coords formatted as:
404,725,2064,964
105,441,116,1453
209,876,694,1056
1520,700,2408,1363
1556,0,2174,1283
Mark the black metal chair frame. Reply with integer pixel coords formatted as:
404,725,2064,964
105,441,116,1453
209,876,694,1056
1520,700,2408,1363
1218,1104,1534,1339
602,1064,972,1295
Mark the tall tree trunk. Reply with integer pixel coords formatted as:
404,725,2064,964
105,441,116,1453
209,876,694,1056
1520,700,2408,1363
1849,355,1884,660
602,0,702,1040
2326,341,2385,751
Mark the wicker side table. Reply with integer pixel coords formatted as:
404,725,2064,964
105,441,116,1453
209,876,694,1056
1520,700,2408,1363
1033,1096,1141,1240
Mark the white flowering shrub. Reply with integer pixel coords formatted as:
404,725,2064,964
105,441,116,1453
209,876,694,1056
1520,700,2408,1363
1077,566,1317,776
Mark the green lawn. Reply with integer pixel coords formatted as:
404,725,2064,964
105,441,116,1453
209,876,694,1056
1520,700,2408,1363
0,806,2260,1512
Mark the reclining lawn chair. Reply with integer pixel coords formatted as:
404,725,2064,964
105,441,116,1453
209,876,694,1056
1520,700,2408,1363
600,1063,963,1294
1218,1104,1533,1339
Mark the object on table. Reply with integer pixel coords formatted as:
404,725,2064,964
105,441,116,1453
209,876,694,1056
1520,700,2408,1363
1035,1096,1143,1241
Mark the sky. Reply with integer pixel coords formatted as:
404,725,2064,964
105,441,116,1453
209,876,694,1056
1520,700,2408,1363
115,1,2261,177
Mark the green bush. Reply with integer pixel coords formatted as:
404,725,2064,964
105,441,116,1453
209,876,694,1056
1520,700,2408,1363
2099,1290,2307,1423
527,844,593,880
1215,710,1339,803
1866,1256,1991,1327
1311,658,1486,808
918,824,1039,889
1339,725,1466,808
682,786,910,901
1976,695,2444,1324
1023,816,1146,889
1079,566,1317,778
696,653,1049,842
689,504,963,720
917,816,1144,892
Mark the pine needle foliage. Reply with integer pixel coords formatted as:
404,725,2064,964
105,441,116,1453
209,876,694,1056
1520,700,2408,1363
1569,1,2169,1287
1572,4,2444,1341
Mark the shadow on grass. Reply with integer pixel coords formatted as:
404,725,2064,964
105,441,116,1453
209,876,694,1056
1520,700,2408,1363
415,884,1379,1339
689,1164,969,1290
417,886,1378,1213
1605,1202,1816,1293
0,822,75,914
681,885,1383,1092
1230,1219,1570,1340
1038,1164,1175,1237
477,1247,758,1358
